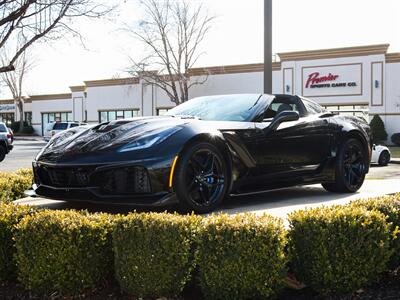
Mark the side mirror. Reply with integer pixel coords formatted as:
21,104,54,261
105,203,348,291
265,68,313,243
264,111,299,134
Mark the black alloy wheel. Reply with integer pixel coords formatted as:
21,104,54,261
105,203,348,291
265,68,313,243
174,142,228,213
322,139,367,193
0,146,6,162
378,151,390,166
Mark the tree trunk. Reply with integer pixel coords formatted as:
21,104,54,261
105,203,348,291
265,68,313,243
17,98,24,132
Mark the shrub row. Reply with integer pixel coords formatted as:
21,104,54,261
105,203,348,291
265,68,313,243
196,214,286,300
288,205,391,296
0,203,35,280
0,169,33,203
15,210,115,295
113,213,200,298
0,193,399,299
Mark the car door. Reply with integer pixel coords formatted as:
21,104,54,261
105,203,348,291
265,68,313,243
253,96,332,180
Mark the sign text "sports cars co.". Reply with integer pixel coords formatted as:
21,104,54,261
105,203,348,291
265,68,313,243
302,64,362,97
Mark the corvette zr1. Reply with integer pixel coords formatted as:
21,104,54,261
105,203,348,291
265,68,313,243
33,94,371,213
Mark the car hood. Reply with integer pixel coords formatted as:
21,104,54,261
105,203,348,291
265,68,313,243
36,116,254,163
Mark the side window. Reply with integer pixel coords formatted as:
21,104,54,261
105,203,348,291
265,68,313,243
53,123,68,130
70,123,79,128
303,99,324,115
263,98,302,120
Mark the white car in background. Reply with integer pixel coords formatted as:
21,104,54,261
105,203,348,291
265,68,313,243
43,122,87,142
47,124,92,145
0,122,13,162
371,144,391,166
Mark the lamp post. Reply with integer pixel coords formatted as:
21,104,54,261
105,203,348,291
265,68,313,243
264,0,272,94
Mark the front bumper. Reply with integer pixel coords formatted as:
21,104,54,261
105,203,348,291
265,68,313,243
32,156,178,207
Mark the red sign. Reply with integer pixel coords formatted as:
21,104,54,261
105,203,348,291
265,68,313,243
305,72,339,88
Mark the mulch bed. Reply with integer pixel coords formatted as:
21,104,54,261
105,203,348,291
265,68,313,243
0,273,398,300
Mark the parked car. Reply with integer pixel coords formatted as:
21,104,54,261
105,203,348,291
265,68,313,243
0,122,14,162
43,122,88,141
47,124,93,145
33,94,371,213
371,144,391,166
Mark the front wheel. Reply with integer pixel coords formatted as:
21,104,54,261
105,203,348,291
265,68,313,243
322,138,367,193
174,142,228,213
378,151,390,166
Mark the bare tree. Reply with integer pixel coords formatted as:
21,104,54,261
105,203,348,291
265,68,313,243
127,0,215,105
0,0,114,74
1,50,32,131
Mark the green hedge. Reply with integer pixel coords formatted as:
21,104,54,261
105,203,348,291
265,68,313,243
288,205,392,296
350,195,400,269
15,210,116,295
0,169,33,203
0,171,398,298
0,203,35,281
196,213,286,300
113,212,200,298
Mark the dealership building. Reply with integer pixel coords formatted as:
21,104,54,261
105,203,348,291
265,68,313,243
1,44,399,143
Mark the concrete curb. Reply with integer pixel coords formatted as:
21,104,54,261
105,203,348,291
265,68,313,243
14,136,43,142
390,158,400,165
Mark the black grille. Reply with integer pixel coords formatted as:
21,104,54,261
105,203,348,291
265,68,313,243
95,167,151,195
35,165,152,195
36,166,93,188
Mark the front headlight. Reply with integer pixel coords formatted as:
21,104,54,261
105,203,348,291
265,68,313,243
118,127,182,152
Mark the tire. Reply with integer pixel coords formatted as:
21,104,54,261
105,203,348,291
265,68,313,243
174,142,229,213
378,151,390,166
322,138,367,193
0,145,6,162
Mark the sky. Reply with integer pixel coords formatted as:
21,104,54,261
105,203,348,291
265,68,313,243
1,0,400,98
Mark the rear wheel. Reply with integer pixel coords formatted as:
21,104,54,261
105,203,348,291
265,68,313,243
378,151,390,166
322,138,367,193
0,145,6,162
174,142,228,213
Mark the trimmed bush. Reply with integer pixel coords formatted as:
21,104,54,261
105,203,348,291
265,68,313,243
196,213,286,300
0,169,33,203
350,195,400,269
21,125,34,135
10,121,29,133
15,210,115,295
391,133,400,146
370,115,388,144
288,205,391,296
113,212,200,298
0,203,35,281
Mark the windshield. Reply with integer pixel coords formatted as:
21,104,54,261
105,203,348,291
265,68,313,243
166,94,268,122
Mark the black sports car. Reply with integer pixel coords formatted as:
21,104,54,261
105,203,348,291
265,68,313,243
33,94,371,213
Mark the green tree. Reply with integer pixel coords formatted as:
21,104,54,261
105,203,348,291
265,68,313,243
370,115,388,144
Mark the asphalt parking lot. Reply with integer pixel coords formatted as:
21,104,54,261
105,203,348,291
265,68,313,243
4,139,400,219
0,139,46,172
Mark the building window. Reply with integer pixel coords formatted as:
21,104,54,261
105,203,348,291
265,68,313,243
24,112,32,125
157,108,172,116
41,112,73,135
98,109,139,123
0,113,14,126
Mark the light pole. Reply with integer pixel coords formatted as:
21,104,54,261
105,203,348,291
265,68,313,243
264,0,272,94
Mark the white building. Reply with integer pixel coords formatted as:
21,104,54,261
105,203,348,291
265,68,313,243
1,44,399,143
